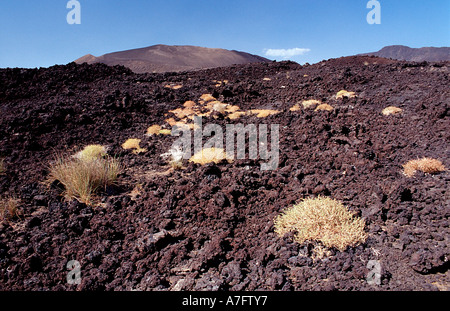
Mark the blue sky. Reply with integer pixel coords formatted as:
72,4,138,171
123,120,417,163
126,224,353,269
0,0,449,68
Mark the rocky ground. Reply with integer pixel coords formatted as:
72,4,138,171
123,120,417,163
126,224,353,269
0,56,448,291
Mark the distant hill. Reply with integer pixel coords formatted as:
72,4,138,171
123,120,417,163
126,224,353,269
74,44,270,73
360,45,450,62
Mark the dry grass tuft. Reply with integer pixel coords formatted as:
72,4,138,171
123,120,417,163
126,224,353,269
302,99,322,109
0,196,21,221
183,101,197,108
146,125,172,136
189,148,233,165
200,94,216,102
159,129,172,135
274,197,367,251
227,111,246,120
122,138,147,154
249,109,281,118
382,106,403,116
289,104,302,112
74,145,108,161
49,155,121,205
212,102,228,114
164,84,183,90
336,90,357,99
146,125,162,136
402,157,446,177
315,104,334,112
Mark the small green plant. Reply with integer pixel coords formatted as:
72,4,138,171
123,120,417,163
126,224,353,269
274,197,367,252
0,196,21,221
49,154,121,205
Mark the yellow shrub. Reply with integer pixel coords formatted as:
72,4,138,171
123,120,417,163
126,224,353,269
183,101,197,108
189,148,233,165
49,155,121,205
302,99,322,109
382,106,402,116
0,196,21,221
159,129,172,135
402,157,446,177
336,90,357,99
315,104,334,112
249,109,281,118
289,104,301,112
200,94,216,102
146,125,162,136
274,197,367,251
122,138,147,154
74,145,108,161
227,111,246,120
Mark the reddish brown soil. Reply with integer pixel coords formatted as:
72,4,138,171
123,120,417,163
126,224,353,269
0,56,448,291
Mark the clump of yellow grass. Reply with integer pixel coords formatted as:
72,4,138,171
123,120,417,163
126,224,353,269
274,197,367,251
74,144,108,161
336,90,357,99
382,106,402,116
0,196,21,221
189,148,233,165
122,138,147,154
315,104,334,112
249,109,281,118
48,154,121,205
402,157,446,177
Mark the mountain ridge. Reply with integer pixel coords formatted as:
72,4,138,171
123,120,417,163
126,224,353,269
75,44,271,73
359,45,450,62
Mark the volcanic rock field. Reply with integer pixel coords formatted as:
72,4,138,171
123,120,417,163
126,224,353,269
0,56,448,290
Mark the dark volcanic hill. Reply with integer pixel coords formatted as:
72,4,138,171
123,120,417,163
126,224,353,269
360,45,450,62
75,44,270,73
0,56,449,292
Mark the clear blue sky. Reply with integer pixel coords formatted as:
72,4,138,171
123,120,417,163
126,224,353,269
0,0,449,68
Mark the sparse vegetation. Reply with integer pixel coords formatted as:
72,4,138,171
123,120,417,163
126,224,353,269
74,144,108,161
122,138,147,154
249,109,281,118
274,197,367,251
199,93,216,102
227,111,246,120
161,146,185,169
382,106,403,116
336,90,357,99
0,196,21,221
315,103,334,111
49,154,122,204
146,125,172,136
290,100,322,111
146,125,162,136
402,157,446,177
159,129,172,135
212,102,228,114
302,99,322,109
189,148,233,165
